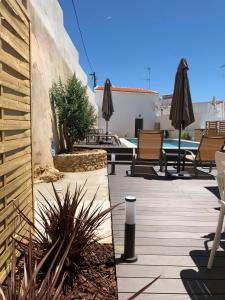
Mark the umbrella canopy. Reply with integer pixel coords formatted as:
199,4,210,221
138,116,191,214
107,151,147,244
102,78,114,122
169,58,195,130
169,58,195,176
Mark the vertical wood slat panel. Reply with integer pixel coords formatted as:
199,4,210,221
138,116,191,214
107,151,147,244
0,4,6,284
0,0,32,283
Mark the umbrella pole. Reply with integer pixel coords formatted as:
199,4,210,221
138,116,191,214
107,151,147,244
177,124,181,173
106,121,108,141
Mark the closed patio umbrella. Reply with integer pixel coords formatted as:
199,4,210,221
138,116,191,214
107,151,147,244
102,78,114,140
169,58,195,176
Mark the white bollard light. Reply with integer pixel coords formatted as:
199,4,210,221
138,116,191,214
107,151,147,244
110,153,116,175
121,195,137,262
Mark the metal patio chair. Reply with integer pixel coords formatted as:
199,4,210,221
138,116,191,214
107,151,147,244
126,130,165,176
185,135,225,177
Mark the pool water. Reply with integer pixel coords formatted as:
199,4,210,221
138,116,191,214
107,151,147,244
127,138,199,150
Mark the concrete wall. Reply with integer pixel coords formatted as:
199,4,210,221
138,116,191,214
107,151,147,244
27,0,96,166
95,89,160,137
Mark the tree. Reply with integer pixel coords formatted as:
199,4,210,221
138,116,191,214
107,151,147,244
50,74,96,151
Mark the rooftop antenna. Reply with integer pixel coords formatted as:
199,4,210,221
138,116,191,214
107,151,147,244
144,66,151,90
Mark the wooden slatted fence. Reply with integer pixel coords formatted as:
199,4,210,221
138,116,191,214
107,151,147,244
0,0,32,282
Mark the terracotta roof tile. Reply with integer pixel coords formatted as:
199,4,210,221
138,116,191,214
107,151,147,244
95,86,158,94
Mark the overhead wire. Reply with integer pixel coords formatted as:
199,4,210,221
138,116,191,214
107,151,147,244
71,0,94,73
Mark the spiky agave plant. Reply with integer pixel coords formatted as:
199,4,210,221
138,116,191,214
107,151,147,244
16,181,118,287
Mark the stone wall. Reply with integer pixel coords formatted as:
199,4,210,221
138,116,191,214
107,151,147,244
54,150,107,172
27,0,96,167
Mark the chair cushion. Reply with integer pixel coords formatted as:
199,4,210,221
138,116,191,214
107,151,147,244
185,154,195,161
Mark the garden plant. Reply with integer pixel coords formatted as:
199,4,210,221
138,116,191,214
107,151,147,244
181,131,191,140
50,74,96,151
4,182,119,299
0,234,71,300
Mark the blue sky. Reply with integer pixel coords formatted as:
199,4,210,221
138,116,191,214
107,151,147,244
59,0,225,102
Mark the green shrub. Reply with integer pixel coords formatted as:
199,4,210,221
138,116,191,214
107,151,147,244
181,131,191,140
50,74,96,151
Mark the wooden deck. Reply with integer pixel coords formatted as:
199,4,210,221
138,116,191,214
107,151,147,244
109,165,225,300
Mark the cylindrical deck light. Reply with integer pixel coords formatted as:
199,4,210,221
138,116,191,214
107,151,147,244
122,195,137,262
110,153,116,175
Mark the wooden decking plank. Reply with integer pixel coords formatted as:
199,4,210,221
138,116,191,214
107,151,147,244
117,264,225,279
112,202,218,208
115,245,225,256
117,277,225,294
112,215,219,222
109,165,224,298
114,231,214,239
113,224,218,234
113,220,218,227
115,254,225,267
113,208,218,216
112,199,218,204
114,237,214,247
118,293,225,300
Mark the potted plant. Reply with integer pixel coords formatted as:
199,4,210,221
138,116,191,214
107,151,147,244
50,75,107,172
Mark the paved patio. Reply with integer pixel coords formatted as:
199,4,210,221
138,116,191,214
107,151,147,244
109,165,225,300
34,168,112,243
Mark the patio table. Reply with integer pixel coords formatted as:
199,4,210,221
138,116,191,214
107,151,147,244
86,133,121,145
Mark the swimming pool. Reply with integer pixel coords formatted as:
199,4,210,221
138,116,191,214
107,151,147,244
126,138,199,150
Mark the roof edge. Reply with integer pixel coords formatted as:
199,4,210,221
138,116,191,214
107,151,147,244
95,86,159,94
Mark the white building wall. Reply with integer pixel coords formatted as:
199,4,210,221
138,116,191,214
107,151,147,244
156,99,225,133
188,102,225,130
95,90,159,137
